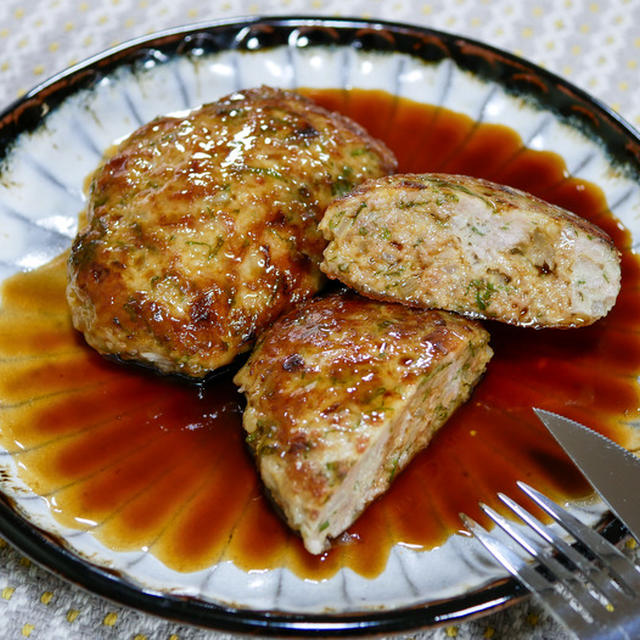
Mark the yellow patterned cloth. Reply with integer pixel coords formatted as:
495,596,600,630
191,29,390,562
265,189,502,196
1,0,640,126
0,533,579,639
0,1,639,639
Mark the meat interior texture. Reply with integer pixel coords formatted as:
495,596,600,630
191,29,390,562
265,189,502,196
234,291,493,555
320,173,622,328
66,86,396,377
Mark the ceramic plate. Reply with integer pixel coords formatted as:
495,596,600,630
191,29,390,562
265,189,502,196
1,16,639,635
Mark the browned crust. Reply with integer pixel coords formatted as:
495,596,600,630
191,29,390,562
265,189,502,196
234,290,490,502
67,86,397,377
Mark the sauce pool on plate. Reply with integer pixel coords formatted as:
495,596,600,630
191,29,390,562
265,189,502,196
1,88,639,580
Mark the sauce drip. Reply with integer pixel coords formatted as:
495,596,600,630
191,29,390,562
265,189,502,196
1,89,639,580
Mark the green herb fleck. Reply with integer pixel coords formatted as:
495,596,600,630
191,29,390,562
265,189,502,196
328,210,346,230
353,201,368,219
366,387,387,404
434,402,449,422
469,279,497,311
245,166,288,182
93,193,108,208
122,300,138,321
331,166,354,197
186,236,224,260
388,456,400,482
428,177,495,210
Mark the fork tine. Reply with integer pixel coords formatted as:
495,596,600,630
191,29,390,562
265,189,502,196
461,513,593,639
460,513,542,579
480,502,606,617
497,491,633,603
518,482,640,594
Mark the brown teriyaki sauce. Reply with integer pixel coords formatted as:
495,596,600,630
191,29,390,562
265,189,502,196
1,89,640,581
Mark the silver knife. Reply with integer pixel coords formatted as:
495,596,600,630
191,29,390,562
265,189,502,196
534,408,640,541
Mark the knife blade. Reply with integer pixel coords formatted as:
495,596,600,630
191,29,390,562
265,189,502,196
534,408,640,541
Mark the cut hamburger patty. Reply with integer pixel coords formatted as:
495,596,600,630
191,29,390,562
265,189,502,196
319,173,621,328
66,86,396,377
233,291,492,554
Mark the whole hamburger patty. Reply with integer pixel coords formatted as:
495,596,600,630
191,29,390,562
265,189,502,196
66,86,396,377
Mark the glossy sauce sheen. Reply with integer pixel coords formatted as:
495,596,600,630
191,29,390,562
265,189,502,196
67,87,395,378
1,89,640,580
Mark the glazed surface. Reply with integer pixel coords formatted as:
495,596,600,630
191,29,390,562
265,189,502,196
67,86,396,377
235,290,492,553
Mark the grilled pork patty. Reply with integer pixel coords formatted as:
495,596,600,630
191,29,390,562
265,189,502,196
67,86,396,377
234,291,492,554
320,173,621,328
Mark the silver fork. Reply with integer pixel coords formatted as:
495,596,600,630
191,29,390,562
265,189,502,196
462,481,640,640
